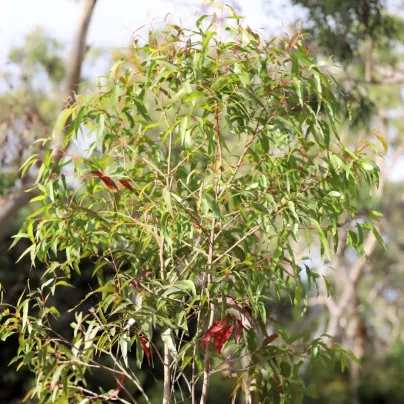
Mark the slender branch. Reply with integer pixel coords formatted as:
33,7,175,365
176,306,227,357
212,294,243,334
104,351,152,404
70,385,132,404
61,0,97,109
159,236,171,404
200,101,226,403
160,95,176,404
191,307,202,404
200,219,216,404
212,225,260,264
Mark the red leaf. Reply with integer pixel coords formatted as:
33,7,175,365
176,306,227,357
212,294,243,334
139,336,151,365
214,325,233,353
202,318,227,349
263,333,279,346
109,373,125,399
118,373,125,384
119,179,134,191
91,171,118,192
91,170,104,178
235,320,243,344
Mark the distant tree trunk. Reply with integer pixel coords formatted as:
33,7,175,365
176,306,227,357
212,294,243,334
323,111,389,404
63,0,97,108
345,288,367,404
0,0,98,239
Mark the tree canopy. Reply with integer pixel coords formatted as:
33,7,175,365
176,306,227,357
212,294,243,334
0,5,384,403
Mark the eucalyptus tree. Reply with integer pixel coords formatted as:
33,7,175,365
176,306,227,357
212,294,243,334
0,6,383,403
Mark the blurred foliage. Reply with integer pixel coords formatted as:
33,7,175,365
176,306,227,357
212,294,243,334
290,0,404,133
290,0,404,64
304,341,404,404
0,28,62,194
283,1,404,403
8,27,66,85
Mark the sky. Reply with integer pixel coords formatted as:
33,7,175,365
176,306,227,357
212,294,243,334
1,0,302,67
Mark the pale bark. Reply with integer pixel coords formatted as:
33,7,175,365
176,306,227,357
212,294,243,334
160,237,171,404
200,221,216,404
62,0,97,109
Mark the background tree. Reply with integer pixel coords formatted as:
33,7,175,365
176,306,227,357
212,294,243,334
277,0,404,402
0,0,98,237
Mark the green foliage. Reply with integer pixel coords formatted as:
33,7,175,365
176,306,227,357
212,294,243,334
0,28,64,194
1,7,382,403
290,0,404,128
8,27,66,86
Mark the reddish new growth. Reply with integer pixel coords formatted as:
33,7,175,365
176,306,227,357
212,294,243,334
91,171,135,192
108,373,125,399
91,171,118,192
203,316,247,354
119,179,134,191
139,336,151,365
